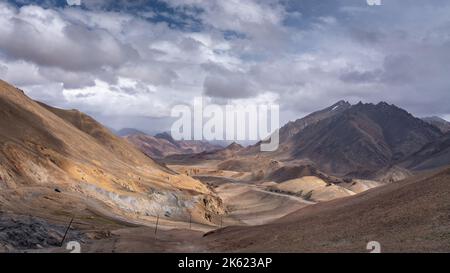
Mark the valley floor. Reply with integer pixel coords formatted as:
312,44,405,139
83,165,450,253
3,162,450,253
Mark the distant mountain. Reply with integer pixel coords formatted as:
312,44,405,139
165,141,245,162
422,116,450,133
125,133,182,158
239,100,352,156
279,100,352,143
225,142,244,151
154,132,224,153
401,132,450,171
286,102,442,177
154,131,177,144
116,128,147,137
124,131,223,158
238,101,443,180
206,142,245,160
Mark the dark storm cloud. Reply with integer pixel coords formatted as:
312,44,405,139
340,69,382,84
381,54,416,85
203,75,256,99
201,62,257,99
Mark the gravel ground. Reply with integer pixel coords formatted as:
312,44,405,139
0,213,84,252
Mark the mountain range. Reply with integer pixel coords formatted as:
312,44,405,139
117,99,450,181
233,101,448,181
288,102,442,176
123,131,223,158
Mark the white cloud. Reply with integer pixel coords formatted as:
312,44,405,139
0,4,138,72
63,79,169,117
0,60,47,87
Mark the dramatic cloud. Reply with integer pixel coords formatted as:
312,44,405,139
1,0,450,131
0,5,138,71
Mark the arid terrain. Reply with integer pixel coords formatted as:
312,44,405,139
1,79,450,253
0,80,224,251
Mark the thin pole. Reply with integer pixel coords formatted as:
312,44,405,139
60,216,74,247
154,215,160,239
189,213,192,229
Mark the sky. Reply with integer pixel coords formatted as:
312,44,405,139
0,0,449,134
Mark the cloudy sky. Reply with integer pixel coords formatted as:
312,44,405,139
1,0,449,133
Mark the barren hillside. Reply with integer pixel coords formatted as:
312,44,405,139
0,80,224,233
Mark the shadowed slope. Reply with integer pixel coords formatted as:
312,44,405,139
401,132,450,171
289,102,442,177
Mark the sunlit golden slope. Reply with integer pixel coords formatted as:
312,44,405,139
0,79,224,227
